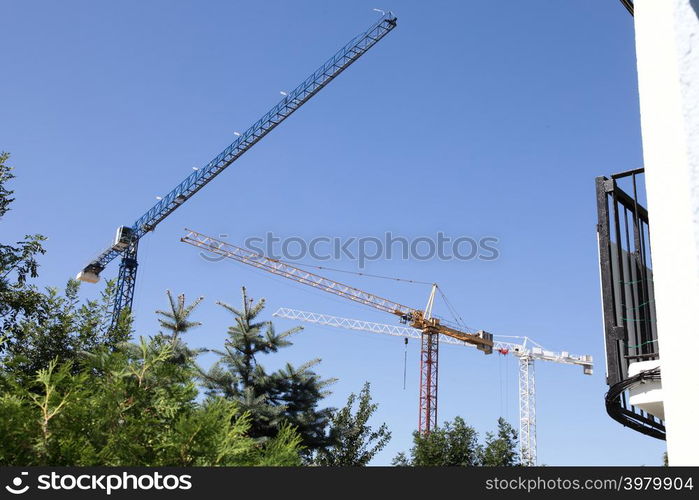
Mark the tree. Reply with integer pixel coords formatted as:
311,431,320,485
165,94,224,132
0,151,47,340
314,382,391,466
481,417,519,466
155,290,204,364
200,287,334,455
1,279,130,383
0,151,14,218
0,337,302,466
0,153,305,466
156,290,203,341
393,416,481,466
393,417,521,467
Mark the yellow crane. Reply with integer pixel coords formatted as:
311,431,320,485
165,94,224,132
181,228,494,433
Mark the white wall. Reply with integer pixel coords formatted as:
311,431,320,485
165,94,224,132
634,0,699,466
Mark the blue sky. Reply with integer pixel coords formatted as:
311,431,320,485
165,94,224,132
1,0,665,465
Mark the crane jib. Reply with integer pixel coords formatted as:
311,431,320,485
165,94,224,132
80,12,397,274
180,228,413,318
180,229,496,351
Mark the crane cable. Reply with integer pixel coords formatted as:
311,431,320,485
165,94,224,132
437,285,474,331
269,258,432,285
403,337,408,390
257,252,484,337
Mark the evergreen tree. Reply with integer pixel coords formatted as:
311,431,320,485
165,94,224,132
156,290,203,341
314,382,391,466
201,287,334,455
481,417,519,466
155,290,204,364
0,153,305,466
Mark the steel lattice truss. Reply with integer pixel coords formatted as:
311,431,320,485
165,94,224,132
183,231,493,345
183,230,494,436
419,332,439,433
519,356,536,466
273,308,478,346
272,307,592,465
182,231,413,316
77,12,398,327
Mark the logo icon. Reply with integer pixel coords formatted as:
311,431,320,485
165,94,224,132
5,472,30,495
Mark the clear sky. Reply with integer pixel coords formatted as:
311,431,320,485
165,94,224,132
1,0,666,465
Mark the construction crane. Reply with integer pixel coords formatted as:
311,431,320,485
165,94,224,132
75,12,398,328
271,307,593,466
180,229,495,434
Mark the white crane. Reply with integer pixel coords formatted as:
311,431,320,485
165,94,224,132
272,307,593,466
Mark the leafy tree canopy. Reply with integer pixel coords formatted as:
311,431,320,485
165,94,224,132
481,417,519,466
314,381,391,466
393,416,519,467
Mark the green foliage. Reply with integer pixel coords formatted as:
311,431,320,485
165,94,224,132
0,153,386,466
0,151,15,219
314,382,391,466
1,279,131,382
155,290,205,364
393,416,519,467
1,153,47,337
0,337,302,466
0,231,47,334
481,417,519,466
201,287,334,455
397,416,481,466
156,290,203,340
0,154,308,466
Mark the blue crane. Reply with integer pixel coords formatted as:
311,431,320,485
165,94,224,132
76,12,398,328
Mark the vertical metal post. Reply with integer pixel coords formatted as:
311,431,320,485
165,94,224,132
423,284,437,320
519,355,536,466
596,176,624,387
418,329,439,434
110,241,138,330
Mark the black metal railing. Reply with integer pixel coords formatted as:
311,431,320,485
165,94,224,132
595,168,664,439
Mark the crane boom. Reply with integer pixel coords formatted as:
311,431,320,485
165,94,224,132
77,12,398,279
273,307,515,348
182,229,493,434
272,307,592,371
181,229,494,350
76,13,398,329
273,307,470,346
182,230,412,315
